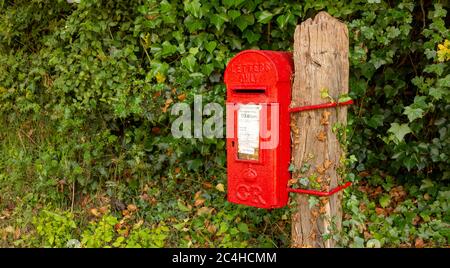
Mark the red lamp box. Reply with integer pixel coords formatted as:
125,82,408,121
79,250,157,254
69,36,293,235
224,50,293,209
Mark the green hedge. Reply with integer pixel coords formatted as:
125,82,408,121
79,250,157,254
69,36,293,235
0,0,448,199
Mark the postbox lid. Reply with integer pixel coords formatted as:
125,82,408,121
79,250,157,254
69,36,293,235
224,50,293,87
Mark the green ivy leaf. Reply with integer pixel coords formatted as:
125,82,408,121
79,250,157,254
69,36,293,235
235,14,254,32
237,223,249,233
184,0,203,18
429,87,446,100
299,177,309,187
366,239,381,248
228,10,241,20
388,123,412,143
308,196,319,209
403,106,424,122
201,63,214,76
177,200,191,212
424,63,445,76
243,30,260,44
210,13,229,30
437,74,450,88
205,41,217,54
288,163,296,172
181,54,197,72
352,237,365,248
276,13,293,28
379,194,391,208
161,41,177,57
186,159,202,171
368,114,384,128
338,94,352,103
223,0,245,8
420,179,434,190
320,88,330,99
257,11,273,24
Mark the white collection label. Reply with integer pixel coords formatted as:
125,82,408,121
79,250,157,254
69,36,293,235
237,104,261,160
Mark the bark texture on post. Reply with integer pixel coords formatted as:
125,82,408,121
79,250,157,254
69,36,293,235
291,12,349,248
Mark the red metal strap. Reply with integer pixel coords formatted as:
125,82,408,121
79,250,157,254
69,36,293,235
287,182,352,197
289,99,354,113
288,99,354,196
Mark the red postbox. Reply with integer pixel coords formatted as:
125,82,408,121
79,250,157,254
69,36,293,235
224,50,293,209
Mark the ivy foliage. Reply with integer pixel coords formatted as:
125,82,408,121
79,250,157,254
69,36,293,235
0,0,449,247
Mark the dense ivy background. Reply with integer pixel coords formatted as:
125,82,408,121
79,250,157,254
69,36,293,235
0,0,448,247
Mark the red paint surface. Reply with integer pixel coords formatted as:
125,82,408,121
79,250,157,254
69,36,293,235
224,50,293,209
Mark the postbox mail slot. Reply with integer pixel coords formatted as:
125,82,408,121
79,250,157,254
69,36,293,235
233,89,266,94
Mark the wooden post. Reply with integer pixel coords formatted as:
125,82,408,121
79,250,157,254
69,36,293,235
291,12,349,248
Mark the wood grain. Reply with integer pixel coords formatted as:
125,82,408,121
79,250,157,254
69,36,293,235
291,11,349,248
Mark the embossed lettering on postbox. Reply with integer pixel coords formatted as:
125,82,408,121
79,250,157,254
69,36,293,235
231,63,272,84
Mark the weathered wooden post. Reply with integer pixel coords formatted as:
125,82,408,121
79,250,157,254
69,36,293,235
290,12,349,248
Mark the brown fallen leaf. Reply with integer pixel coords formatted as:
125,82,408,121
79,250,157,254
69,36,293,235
375,207,384,215
194,198,206,207
316,165,326,174
140,193,149,201
359,202,367,212
146,15,158,20
162,98,173,113
0,210,10,220
320,111,331,125
370,186,383,197
121,226,130,237
197,207,214,216
291,124,300,135
202,182,213,189
151,127,161,134
319,206,327,214
316,131,327,142
14,228,21,240
127,204,137,212
323,159,332,170
207,224,217,234
133,220,144,229
90,208,100,217
153,91,162,98
315,177,322,184
177,93,187,101
358,171,370,177
415,238,424,248
149,196,158,205
98,206,109,214
194,191,202,201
